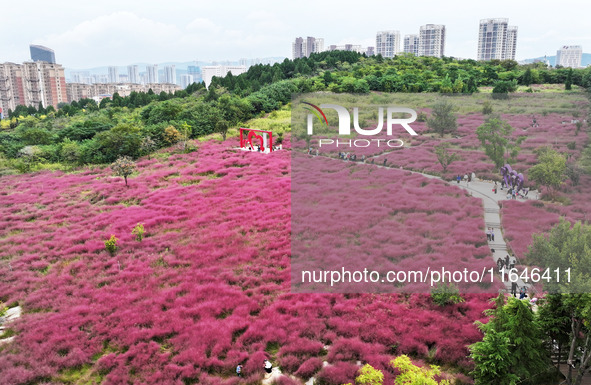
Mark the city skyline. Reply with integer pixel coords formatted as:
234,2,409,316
1,0,590,68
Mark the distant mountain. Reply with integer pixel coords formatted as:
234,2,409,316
522,53,591,67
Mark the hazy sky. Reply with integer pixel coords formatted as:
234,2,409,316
1,0,589,69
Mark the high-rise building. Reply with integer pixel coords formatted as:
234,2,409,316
376,31,400,58
419,24,445,58
292,37,304,59
127,65,139,84
180,74,194,89
505,26,518,61
477,18,517,61
366,47,375,56
292,37,324,59
187,65,202,83
202,65,247,88
146,64,159,84
556,45,582,68
0,61,67,111
404,34,419,56
108,66,119,83
29,45,56,64
163,65,176,84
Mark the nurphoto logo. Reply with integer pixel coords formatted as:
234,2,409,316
302,100,418,148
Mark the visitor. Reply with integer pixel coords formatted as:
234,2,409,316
383,159,387,166
497,257,504,272
362,155,366,163
505,255,510,269
471,172,476,181
264,360,273,374
512,190,517,200
510,255,516,269
487,228,491,242
236,364,243,378
493,181,498,194
456,175,461,184
490,228,495,242
468,173,472,183
519,286,527,300
315,149,319,156
511,281,518,297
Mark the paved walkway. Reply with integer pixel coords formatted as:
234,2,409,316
0,306,21,346
452,179,534,293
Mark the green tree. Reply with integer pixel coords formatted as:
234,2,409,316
427,99,457,137
434,143,461,172
537,294,591,385
528,220,591,385
492,80,517,99
476,116,521,168
565,68,573,90
216,120,229,141
528,147,567,199
520,68,533,86
528,219,591,294
111,156,136,186
139,136,156,159
470,294,549,385
60,138,81,165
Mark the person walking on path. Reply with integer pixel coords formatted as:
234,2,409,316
511,281,518,297
505,255,510,269
497,257,504,272
490,228,495,242
264,360,272,375
487,228,491,242
510,254,517,269
236,364,243,378
457,175,461,184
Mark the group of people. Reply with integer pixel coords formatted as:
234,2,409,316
511,282,529,299
496,255,530,299
337,152,367,163
455,173,475,186
308,147,319,156
496,254,517,271
235,360,273,378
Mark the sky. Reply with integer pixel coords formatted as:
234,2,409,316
1,0,590,69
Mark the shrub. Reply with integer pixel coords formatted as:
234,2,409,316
104,235,119,255
482,101,493,115
132,223,145,241
430,283,464,306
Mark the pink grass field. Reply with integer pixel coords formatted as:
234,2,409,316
0,137,495,385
